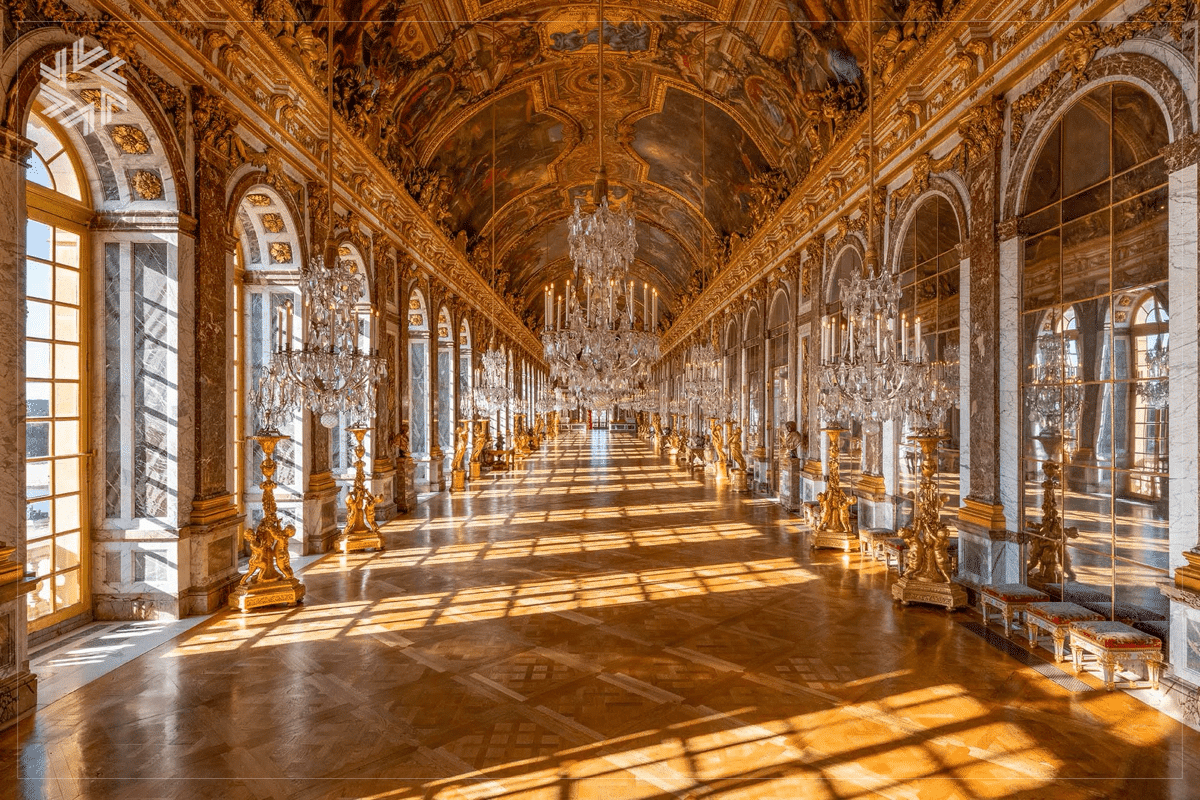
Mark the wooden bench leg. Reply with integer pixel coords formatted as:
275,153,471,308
1099,653,1118,690
1002,607,1013,638
1051,630,1067,663
1026,622,1038,648
1071,644,1083,674
1147,654,1164,691
981,602,990,628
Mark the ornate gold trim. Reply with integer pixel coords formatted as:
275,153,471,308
958,498,1008,531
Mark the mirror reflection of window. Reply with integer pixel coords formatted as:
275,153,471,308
1018,82,1170,624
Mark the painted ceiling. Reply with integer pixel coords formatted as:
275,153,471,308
321,0,880,326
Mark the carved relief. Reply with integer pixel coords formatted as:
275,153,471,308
261,213,285,233
110,124,150,154
130,169,164,200
268,242,292,263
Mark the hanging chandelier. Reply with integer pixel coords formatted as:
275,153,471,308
1135,304,1169,410
541,0,660,409
683,338,724,418
474,346,512,416
1027,332,1084,437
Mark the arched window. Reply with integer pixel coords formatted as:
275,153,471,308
768,291,790,488
407,289,431,488
1019,82,1170,619
24,111,89,627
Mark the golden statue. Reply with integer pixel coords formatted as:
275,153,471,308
812,427,856,550
338,427,384,552
729,422,746,471
709,418,727,469
453,419,469,472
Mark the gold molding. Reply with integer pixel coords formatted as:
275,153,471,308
957,498,1008,531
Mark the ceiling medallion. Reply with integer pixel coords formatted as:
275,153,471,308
261,213,286,233
268,242,292,263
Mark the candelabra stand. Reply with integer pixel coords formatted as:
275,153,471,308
1026,434,1079,585
338,427,384,553
229,432,305,611
812,426,857,551
890,430,965,608
728,420,749,492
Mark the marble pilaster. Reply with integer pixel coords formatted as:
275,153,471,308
0,128,36,730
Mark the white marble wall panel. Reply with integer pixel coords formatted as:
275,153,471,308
998,236,1022,537
1168,164,1199,575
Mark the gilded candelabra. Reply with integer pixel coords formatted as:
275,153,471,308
338,427,384,553
229,433,305,611
1026,440,1079,585
891,430,966,609
812,427,856,550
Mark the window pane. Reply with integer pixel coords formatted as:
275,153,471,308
27,260,52,300
54,457,79,495
56,267,79,305
26,220,52,261
26,341,51,379
53,420,78,456
26,382,51,418
26,460,50,499
27,578,52,620
55,344,79,380
54,382,78,417
26,421,49,458
26,500,49,539
54,305,79,342
55,229,81,267
1061,212,1110,303
27,300,52,339
54,493,80,532
54,569,80,609
55,532,81,570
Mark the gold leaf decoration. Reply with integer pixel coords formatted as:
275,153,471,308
110,125,150,154
261,213,285,233
268,242,293,263
130,170,164,200
246,193,272,206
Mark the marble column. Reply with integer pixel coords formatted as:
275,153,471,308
0,127,37,731
427,319,444,492
182,94,243,611
1163,141,1200,686
956,117,1019,588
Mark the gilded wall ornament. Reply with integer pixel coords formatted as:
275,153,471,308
268,242,292,263
261,213,285,233
130,169,164,200
246,193,272,206
110,124,150,154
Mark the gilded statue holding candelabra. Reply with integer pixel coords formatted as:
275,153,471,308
451,419,469,492
812,427,856,550
513,414,531,458
1026,460,1079,584
729,421,749,492
709,418,729,482
339,427,385,553
470,419,487,478
229,431,306,611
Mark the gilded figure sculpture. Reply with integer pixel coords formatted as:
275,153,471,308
453,419,469,472
338,427,384,552
812,426,856,550
1026,460,1079,583
729,422,746,471
709,419,726,469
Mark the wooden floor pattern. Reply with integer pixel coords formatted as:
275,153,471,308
3,432,1199,799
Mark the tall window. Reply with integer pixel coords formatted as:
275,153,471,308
1019,82,1170,619
1131,294,1168,498
25,112,89,628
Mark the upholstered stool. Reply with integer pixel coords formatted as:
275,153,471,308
1025,602,1104,662
980,583,1049,637
879,536,908,574
859,528,890,556
1069,620,1164,691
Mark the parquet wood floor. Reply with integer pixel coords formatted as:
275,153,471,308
3,432,1199,798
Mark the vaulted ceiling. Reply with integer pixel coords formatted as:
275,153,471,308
321,0,880,327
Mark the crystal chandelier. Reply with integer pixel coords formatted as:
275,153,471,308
1026,332,1084,437
474,347,511,416
683,339,725,418
540,0,660,408
271,253,387,428
817,267,921,427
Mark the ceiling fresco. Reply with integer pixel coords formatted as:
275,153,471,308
315,0,881,327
